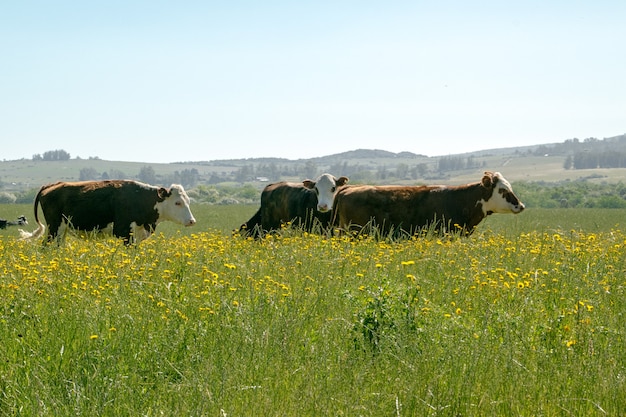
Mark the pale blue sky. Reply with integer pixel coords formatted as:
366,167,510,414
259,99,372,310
1,1,624,163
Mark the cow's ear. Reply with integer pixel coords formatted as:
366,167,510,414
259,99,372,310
481,171,495,188
336,176,349,186
302,180,315,189
157,187,170,201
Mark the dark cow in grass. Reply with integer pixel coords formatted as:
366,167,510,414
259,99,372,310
240,173,349,238
333,171,524,236
19,180,196,244
0,215,27,229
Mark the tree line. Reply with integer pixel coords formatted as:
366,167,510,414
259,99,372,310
78,165,200,189
5,175,626,209
565,151,626,169
32,149,71,161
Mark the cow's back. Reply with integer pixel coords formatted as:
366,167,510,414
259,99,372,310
39,180,152,232
336,184,487,233
40,182,110,230
336,185,430,232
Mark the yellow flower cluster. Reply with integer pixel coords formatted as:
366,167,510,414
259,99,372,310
1,228,622,351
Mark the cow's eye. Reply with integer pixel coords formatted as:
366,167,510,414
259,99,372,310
331,186,336,192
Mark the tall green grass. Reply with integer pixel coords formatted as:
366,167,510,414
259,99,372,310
1,206,625,415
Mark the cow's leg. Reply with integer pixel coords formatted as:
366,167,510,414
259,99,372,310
113,222,132,245
131,222,152,243
239,208,263,238
261,208,283,232
45,219,63,244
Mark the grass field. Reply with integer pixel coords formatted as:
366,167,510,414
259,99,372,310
1,204,625,415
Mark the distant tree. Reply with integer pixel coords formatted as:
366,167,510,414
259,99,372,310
598,194,626,208
169,168,199,188
235,165,254,182
234,184,260,201
573,152,598,169
208,173,227,184
189,185,220,203
396,163,409,179
329,161,350,178
138,166,157,184
108,169,127,179
15,188,39,204
79,167,99,181
438,156,465,172
256,163,280,181
0,192,17,204
350,170,375,183
42,149,71,161
533,145,551,156
467,155,479,168
376,165,389,180
563,155,573,170
303,161,317,179
32,153,42,161
414,163,428,178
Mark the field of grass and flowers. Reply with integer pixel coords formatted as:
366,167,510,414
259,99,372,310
1,204,625,416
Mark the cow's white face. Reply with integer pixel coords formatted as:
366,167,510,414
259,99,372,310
303,173,349,212
480,172,525,215
155,184,197,226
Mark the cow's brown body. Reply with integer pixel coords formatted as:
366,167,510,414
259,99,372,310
333,172,524,236
21,180,195,244
242,182,328,237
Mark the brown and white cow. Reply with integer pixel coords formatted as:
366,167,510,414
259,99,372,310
19,180,196,244
333,171,524,236
240,173,349,238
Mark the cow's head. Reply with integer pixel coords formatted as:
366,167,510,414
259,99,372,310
479,172,525,215
303,173,349,212
155,184,197,226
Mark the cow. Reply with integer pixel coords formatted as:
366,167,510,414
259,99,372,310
240,173,349,238
333,171,524,237
19,180,196,245
0,215,27,229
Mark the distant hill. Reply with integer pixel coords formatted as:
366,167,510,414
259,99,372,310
311,149,426,161
2,134,626,196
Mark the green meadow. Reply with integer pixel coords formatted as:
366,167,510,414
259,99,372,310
1,204,625,416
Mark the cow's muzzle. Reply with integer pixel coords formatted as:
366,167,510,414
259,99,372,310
317,204,330,213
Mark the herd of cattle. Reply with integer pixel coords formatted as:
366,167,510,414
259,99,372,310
13,171,524,245
240,171,524,238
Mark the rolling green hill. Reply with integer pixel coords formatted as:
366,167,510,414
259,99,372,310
2,134,626,208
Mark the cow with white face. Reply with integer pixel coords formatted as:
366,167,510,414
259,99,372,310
479,172,525,215
303,173,343,213
333,171,524,236
240,173,349,238
19,180,196,245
